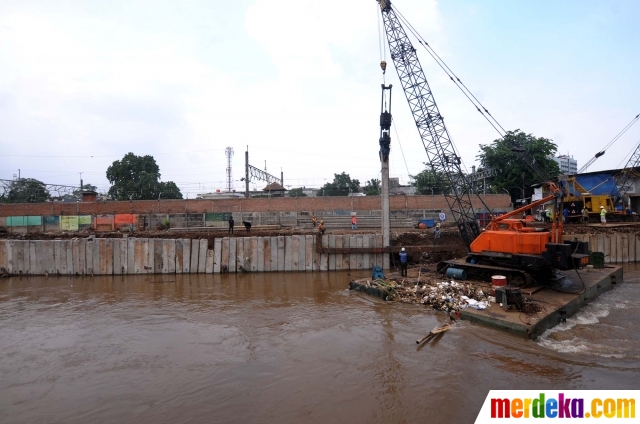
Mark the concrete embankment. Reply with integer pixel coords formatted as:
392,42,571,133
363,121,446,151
0,234,390,276
0,231,637,276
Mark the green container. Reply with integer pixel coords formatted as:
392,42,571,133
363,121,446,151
590,252,605,269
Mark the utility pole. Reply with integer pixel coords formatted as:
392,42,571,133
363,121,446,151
245,147,250,198
379,74,392,269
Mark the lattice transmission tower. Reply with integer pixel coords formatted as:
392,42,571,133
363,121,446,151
225,147,234,192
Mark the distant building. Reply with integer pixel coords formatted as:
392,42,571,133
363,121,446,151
263,182,286,197
554,155,578,175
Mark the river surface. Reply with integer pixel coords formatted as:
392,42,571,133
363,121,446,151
1,264,639,424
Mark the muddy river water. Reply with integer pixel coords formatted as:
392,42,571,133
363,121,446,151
1,264,639,423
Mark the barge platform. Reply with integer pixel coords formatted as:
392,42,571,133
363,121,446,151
349,265,623,339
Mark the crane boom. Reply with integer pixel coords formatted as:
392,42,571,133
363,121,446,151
378,0,489,248
613,139,640,206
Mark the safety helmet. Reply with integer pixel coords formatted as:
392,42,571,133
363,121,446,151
401,247,405,252
600,206,604,209
320,220,324,223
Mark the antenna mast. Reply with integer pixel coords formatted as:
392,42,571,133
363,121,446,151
225,147,234,192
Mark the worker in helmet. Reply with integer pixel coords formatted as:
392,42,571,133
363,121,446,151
600,206,607,225
399,247,408,277
318,220,325,235
434,222,441,240
312,215,317,227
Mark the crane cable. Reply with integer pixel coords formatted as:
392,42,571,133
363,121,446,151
393,5,507,139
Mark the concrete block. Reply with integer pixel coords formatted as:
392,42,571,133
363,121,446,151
29,241,37,275
277,236,285,271
213,239,222,273
284,236,292,272
305,235,313,272
328,236,335,271
127,238,135,275
320,235,329,271
257,237,264,272
297,235,305,272
250,237,258,272
198,239,207,273
263,237,271,272
229,238,237,273
270,237,278,272
182,239,191,274
236,238,245,272
190,239,199,273
205,249,214,274
362,235,370,270
221,238,230,272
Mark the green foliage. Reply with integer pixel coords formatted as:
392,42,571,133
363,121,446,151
317,172,360,196
477,130,560,203
287,187,307,197
363,179,381,196
106,153,183,200
410,166,448,195
1,178,50,203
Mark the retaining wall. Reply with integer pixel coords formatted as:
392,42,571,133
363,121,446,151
0,235,389,275
562,233,640,264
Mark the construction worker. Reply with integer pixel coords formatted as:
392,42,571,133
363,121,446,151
434,222,441,240
545,209,551,223
600,205,607,225
312,216,317,227
228,216,234,234
399,247,408,277
581,207,589,224
318,220,325,235
351,215,357,230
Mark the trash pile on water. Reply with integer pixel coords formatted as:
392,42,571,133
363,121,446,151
424,280,495,312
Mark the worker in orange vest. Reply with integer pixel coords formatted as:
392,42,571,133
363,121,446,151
351,215,357,230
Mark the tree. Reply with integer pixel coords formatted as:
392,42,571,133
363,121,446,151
288,187,307,197
477,129,560,204
106,153,183,200
0,178,50,203
410,165,449,195
317,172,360,196
363,179,381,196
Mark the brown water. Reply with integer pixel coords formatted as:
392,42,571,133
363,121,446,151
1,265,639,424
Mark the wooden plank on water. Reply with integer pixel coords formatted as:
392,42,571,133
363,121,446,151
175,239,183,274
221,237,230,272
270,237,278,271
362,235,370,270
257,237,264,272
213,238,222,273
297,235,305,271
182,239,191,273
622,233,629,264
198,239,207,273
305,235,313,272
229,238,237,272
236,237,245,272
205,249,214,273
320,235,329,271
190,239,199,273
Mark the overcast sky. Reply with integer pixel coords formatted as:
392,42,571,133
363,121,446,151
1,0,638,198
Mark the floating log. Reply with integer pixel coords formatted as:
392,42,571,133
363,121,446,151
416,323,452,344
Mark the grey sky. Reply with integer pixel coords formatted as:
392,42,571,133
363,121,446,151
1,0,638,197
